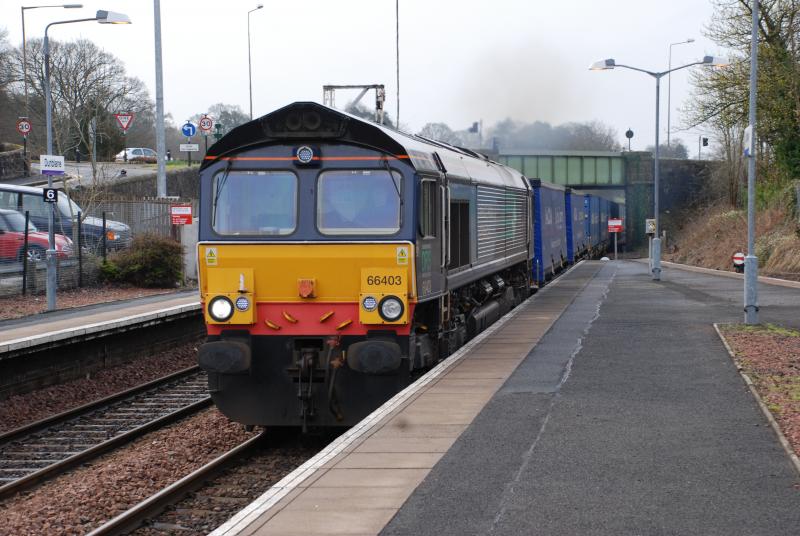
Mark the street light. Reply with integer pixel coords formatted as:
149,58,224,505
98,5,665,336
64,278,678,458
744,0,760,324
667,38,694,147
590,55,728,281
247,4,264,120
20,4,82,154
42,9,131,311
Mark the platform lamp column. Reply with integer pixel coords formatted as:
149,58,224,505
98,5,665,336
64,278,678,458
21,4,83,160
247,4,263,120
744,0,759,324
667,38,694,147
154,0,167,198
43,9,131,311
590,55,728,281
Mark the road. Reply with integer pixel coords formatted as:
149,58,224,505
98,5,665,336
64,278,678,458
6,162,167,187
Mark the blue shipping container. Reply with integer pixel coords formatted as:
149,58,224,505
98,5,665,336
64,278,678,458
531,179,566,284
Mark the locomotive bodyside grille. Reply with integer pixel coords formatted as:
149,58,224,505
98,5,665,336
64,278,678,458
476,186,528,260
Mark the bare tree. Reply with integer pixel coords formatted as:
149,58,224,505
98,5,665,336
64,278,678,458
7,38,152,168
416,122,464,145
645,139,690,159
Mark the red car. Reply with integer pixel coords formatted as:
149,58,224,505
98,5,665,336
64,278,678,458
0,209,73,262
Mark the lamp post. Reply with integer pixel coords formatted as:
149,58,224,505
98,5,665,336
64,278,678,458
154,0,167,198
20,4,82,155
591,56,727,281
247,4,264,120
667,38,694,147
43,9,131,311
744,0,759,324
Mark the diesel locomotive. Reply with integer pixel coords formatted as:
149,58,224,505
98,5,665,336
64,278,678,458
196,102,615,430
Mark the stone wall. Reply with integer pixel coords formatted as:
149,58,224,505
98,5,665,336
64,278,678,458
622,152,717,248
0,144,29,181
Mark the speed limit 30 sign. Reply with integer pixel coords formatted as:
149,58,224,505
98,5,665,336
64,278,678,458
198,115,213,134
16,118,31,137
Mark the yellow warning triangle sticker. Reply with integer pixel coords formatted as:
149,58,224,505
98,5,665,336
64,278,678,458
205,247,218,265
396,246,408,265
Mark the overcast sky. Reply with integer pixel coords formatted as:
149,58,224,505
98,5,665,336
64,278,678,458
3,0,727,153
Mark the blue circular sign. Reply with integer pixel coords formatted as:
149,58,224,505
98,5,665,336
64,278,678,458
182,122,197,137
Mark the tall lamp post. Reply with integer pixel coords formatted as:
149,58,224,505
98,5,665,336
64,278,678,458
667,38,694,147
154,0,167,198
744,0,759,324
591,56,727,281
247,4,263,120
20,4,82,153
43,9,131,311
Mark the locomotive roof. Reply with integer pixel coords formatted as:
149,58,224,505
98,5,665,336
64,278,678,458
202,102,528,190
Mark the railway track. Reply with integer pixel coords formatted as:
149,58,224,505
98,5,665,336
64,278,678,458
89,432,325,536
0,366,210,500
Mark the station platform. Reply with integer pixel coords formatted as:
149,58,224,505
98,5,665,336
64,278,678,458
212,260,800,536
0,290,200,355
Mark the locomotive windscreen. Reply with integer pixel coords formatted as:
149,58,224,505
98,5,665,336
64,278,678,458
317,169,402,235
212,170,298,236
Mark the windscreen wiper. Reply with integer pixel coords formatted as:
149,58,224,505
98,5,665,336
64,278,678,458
212,161,233,227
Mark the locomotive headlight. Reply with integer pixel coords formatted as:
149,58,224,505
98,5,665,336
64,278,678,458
378,296,404,322
208,296,234,322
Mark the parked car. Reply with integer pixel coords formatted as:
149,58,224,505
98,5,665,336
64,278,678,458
114,148,158,163
0,184,132,252
0,209,73,262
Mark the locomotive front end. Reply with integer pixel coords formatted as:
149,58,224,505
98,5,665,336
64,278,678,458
196,103,418,429
198,241,416,428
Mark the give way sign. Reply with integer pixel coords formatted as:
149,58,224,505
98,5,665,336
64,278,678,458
114,112,135,131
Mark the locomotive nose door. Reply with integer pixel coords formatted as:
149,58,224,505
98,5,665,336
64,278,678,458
416,173,445,300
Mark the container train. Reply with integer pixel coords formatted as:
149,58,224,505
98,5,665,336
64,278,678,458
196,102,619,430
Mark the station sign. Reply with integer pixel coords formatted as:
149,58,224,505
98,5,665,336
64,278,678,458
180,143,200,152
170,204,193,225
43,188,58,203
608,218,623,233
40,154,65,175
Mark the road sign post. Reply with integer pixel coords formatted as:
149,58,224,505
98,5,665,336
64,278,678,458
16,118,31,160
199,115,213,157
182,122,197,166
40,154,64,311
114,113,135,163
733,252,745,273
608,218,623,261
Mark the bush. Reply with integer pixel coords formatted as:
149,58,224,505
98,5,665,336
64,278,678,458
103,233,183,287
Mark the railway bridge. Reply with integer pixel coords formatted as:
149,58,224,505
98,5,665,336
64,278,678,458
497,150,714,248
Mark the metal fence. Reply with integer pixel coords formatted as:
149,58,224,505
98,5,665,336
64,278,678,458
0,197,195,298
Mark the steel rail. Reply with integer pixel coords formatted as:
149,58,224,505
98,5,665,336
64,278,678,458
87,432,266,536
0,396,212,500
0,365,202,446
